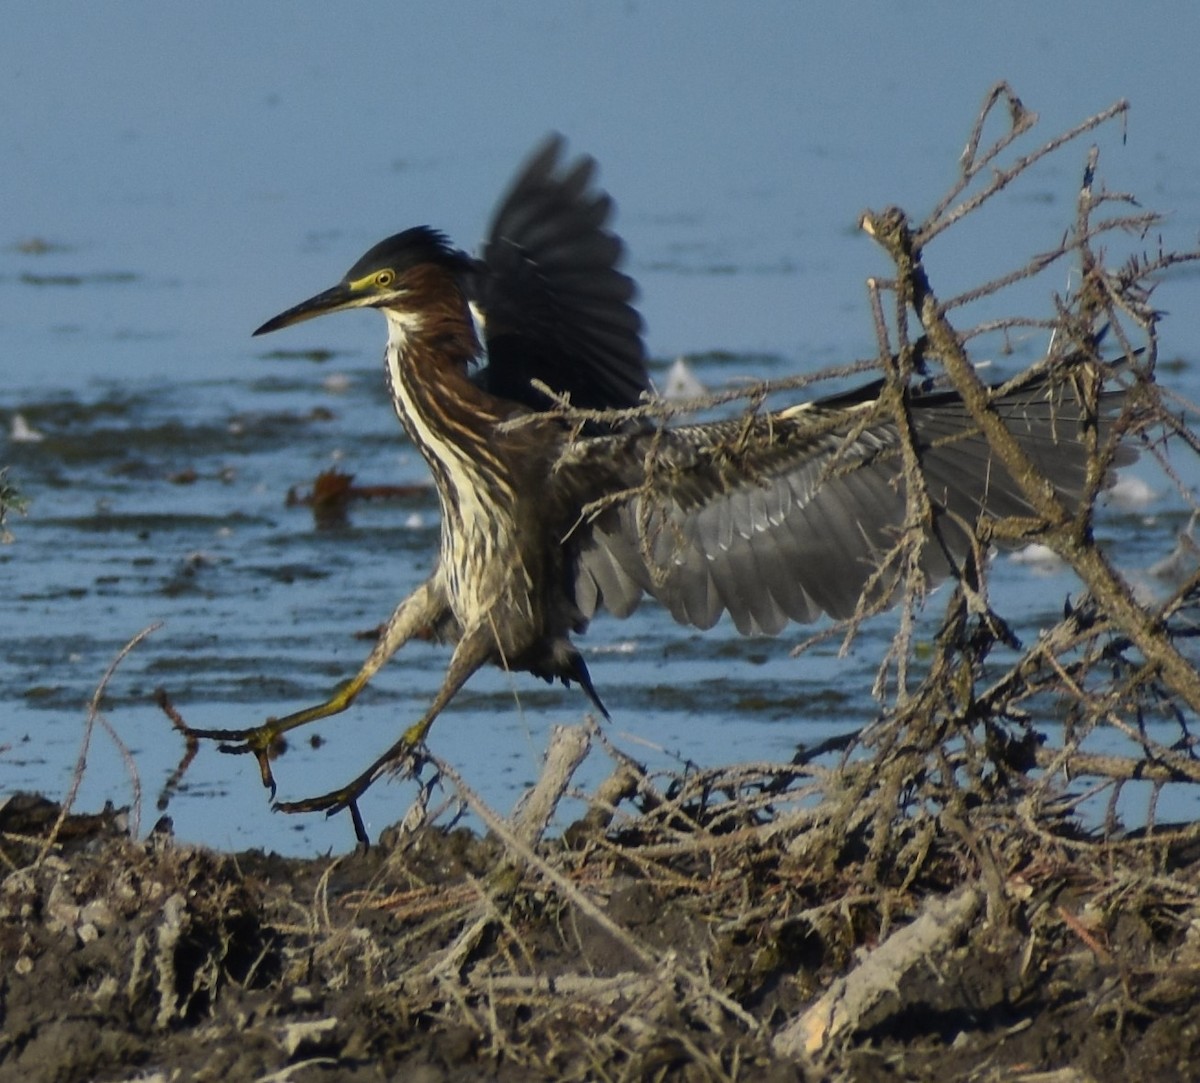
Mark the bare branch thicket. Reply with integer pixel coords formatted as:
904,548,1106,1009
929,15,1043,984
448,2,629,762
504,86,1200,886
428,93,1200,1063
337,83,1200,991
843,86,1200,868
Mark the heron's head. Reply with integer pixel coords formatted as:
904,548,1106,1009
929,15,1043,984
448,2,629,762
254,227,475,336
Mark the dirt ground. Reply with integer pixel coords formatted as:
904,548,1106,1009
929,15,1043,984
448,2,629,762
3,763,1200,1083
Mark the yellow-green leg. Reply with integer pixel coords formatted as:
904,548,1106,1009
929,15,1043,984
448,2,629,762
274,626,496,844
190,578,444,794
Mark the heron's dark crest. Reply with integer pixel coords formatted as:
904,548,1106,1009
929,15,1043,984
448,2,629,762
344,226,469,281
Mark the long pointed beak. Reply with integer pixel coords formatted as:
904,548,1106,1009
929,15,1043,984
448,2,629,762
253,282,359,336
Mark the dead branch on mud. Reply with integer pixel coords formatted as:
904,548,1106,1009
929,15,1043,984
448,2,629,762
35,623,159,865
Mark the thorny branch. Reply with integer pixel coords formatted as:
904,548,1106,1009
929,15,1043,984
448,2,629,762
837,86,1200,874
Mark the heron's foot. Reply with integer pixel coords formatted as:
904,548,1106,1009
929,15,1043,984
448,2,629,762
188,692,357,796
273,738,428,846
187,721,284,796
276,788,371,846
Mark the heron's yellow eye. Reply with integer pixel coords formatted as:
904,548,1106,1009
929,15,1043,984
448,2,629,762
375,269,395,288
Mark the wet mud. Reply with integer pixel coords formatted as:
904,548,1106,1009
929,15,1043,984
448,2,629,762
3,783,1199,1083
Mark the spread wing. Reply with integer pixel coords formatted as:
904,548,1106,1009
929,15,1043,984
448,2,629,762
564,370,1132,636
467,134,650,413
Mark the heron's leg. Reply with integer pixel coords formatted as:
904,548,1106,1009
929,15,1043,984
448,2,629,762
190,577,444,793
275,624,496,838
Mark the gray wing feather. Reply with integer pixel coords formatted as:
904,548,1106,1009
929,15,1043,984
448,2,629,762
567,371,1131,635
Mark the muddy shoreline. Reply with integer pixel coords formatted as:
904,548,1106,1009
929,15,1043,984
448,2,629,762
4,749,1199,1083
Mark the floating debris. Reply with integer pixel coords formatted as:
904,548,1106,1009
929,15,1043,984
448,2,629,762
13,236,72,255
9,413,45,443
258,347,340,363
19,270,137,287
1148,523,1200,581
0,468,26,543
1107,474,1159,511
286,468,431,527
659,356,706,400
1009,542,1066,574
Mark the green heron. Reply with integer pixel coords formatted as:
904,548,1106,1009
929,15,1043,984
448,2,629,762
202,136,1128,838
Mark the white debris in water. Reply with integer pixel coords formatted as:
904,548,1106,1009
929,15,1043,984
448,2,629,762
9,413,44,442
1106,475,1159,511
660,356,706,401
404,512,425,529
322,372,352,393
588,640,638,655
1009,543,1066,574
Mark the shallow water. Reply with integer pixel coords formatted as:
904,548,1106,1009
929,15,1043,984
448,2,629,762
3,4,1200,853
4,343,1197,854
